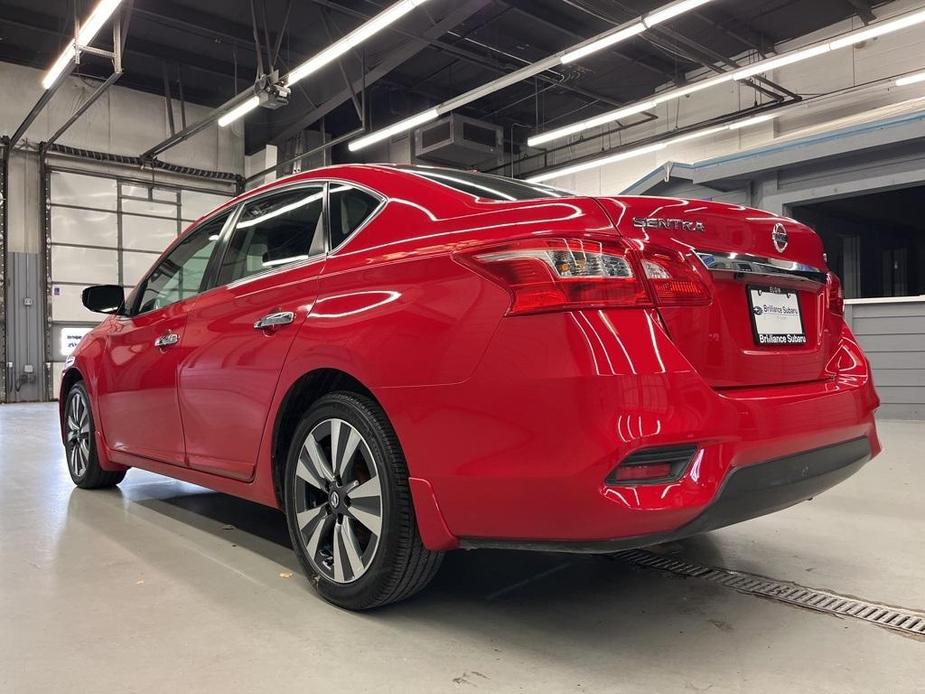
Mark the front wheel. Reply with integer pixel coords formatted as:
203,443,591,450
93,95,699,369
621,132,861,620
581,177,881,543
284,392,442,609
64,382,126,489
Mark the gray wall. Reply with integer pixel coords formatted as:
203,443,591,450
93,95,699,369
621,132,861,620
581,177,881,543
846,300,925,420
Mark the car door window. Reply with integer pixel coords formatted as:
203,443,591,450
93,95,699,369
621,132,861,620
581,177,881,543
328,184,382,250
217,185,325,283
134,212,229,314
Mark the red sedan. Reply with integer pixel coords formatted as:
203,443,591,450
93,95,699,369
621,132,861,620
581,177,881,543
62,164,880,609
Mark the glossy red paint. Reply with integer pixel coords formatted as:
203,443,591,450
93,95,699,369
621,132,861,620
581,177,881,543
62,164,880,551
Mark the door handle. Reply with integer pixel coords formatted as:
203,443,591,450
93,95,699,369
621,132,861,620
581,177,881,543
254,311,295,331
154,332,180,349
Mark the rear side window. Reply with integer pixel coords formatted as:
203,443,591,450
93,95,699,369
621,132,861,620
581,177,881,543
401,167,570,201
329,184,381,250
217,185,325,283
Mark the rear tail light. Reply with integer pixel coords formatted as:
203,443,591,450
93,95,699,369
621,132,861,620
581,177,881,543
606,445,699,485
640,246,711,306
457,237,711,316
457,237,651,315
827,272,845,316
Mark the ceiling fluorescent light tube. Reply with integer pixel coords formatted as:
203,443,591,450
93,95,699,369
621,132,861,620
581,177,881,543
652,72,735,104
829,8,925,50
526,112,780,184
666,125,727,145
287,0,433,87
218,97,260,127
560,22,646,64
726,113,779,129
530,73,738,145
527,100,658,147
896,71,925,87
42,42,77,90
527,5,925,150
76,0,124,46
41,0,123,90
348,109,440,152
733,44,831,81
645,0,715,27
527,142,667,183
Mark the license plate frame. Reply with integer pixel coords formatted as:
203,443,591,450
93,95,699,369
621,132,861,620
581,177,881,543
747,285,807,346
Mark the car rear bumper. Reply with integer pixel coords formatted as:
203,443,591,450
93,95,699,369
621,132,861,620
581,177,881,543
382,309,881,550
458,436,872,552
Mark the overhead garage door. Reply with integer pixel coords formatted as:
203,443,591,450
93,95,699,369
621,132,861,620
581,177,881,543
46,163,235,400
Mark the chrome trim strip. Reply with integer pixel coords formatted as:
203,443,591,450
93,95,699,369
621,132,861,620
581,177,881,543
695,251,827,284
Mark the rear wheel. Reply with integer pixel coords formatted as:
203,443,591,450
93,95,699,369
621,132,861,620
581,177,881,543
64,382,125,489
284,392,442,609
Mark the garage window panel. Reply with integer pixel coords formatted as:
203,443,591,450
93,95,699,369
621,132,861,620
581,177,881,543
121,197,180,218
122,214,179,252
51,246,119,285
50,207,118,248
50,171,117,210
120,183,150,199
182,190,232,222
152,188,178,203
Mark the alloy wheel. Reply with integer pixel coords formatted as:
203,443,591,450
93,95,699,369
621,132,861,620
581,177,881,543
293,418,383,584
66,390,92,479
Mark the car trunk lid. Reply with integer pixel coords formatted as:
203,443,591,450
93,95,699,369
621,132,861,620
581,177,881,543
595,196,840,388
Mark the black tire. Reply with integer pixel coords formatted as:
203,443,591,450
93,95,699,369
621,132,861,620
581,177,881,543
64,381,126,489
284,391,443,609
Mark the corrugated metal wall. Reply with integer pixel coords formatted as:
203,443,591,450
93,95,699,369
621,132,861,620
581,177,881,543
7,252,42,401
846,300,925,420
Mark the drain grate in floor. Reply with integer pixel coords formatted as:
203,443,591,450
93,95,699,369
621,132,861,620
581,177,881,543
617,549,925,638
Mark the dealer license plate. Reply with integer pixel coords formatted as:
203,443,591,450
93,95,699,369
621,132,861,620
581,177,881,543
747,286,806,346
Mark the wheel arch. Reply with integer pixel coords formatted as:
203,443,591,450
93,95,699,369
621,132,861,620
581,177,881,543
58,367,85,444
270,368,378,508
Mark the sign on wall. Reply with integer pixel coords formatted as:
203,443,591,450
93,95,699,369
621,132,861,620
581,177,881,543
54,326,94,362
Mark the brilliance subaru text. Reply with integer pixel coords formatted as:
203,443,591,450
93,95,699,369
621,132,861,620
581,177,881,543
62,164,880,609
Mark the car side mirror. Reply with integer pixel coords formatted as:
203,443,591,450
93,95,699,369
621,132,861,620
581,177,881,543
82,285,125,315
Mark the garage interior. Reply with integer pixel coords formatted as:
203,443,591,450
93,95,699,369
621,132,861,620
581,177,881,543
792,187,925,300
1,0,923,691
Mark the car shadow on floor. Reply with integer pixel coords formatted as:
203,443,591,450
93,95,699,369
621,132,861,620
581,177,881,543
121,478,738,612
64,479,835,681
128,484,299,570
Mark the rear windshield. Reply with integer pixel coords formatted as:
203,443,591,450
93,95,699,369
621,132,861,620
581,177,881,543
397,166,572,201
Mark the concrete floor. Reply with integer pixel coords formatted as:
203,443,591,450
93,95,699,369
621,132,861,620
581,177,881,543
1,404,922,693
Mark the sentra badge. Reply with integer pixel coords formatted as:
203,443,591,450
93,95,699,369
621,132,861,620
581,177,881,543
633,217,706,233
